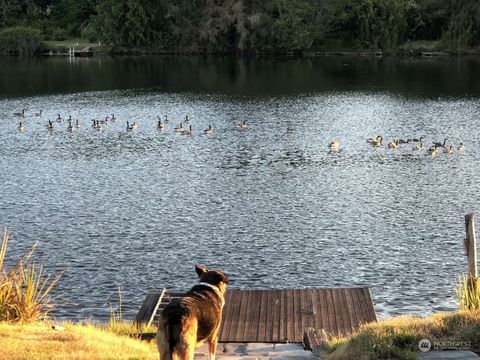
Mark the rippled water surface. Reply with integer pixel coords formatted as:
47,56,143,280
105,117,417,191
1,56,480,320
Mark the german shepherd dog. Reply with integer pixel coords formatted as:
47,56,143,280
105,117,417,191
156,264,229,360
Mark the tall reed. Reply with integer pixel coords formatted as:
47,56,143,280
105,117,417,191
0,228,62,322
456,274,480,310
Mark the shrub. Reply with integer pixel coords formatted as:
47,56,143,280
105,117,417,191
0,26,42,55
0,228,62,322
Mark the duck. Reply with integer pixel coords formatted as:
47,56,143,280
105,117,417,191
427,147,437,157
46,120,54,130
412,136,424,142
34,110,43,117
370,135,383,147
433,138,448,148
388,139,399,149
157,119,165,130
444,145,454,155
14,109,25,117
458,142,465,151
174,122,184,132
17,122,24,132
204,125,213,134
182,125,193,136
239,120,247,129
328,140,339,151
413,142,423,151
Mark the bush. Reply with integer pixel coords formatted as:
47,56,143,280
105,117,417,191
0,26,42,55
0,228,62,322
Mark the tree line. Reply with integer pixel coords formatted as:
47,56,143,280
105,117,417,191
0,0,479,54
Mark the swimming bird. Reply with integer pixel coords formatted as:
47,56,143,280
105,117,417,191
444,145,454,154
328,140,339,151
34,110,43,116
14,109,25,117
427,147,437,157
157,119,165,130
57,114,63,122
184,115,190,123
174,122,184,132
67,120,75,132
18,122,24,132
370,135,383,147
163,115,170,123
397,139,411,144
46,120,54,130
182,125,193,136
110,114,116,122
412,136,424,142
458,142,465,151
388,140,399,149
413,142,423,151
240,120,247,129
74,119,80,128
433,138,448,148
204,125,213,134
126,121,137,131
99,116,109,124
93,120,102,131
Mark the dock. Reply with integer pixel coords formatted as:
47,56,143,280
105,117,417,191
135,287,377,342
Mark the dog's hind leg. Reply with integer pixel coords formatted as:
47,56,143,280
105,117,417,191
207,338,218,360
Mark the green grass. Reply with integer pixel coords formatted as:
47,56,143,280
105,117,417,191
323,311,480,360
43,38,100,48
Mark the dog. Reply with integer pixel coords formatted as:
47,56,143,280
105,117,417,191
156,264,229,360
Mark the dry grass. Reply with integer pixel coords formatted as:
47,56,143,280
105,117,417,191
0,321,158,360
457,274,480,310
0,228,62,322
324,311,480,360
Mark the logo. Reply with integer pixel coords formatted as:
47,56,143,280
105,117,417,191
418,339,432,352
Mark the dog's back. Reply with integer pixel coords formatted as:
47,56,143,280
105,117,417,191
156,265,228,360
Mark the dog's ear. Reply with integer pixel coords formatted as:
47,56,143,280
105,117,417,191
195,264,208,277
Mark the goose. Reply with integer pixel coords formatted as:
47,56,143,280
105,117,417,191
427,147,437,157
286,127,295,134
91,119,97,127
14,109,25,117
388,139,399,149
157,119,165,130
93,120,102,131
367,135,381,143
99,116,109,124
174,122,184,132
413,142,423,151
110,114,116,122
34,110,43,117
18,122,24,132
163,115,170,123
370,135,383,147
328,140,339,151
433,138,448,148
240,120,247,129
67,120,75,132
57,114,63,122
74,119,80,128
204,125,213,134
444,145,454,155
126,121,137,131
182,125,193,136
397,139,411,144
412,136,424,142
46,120,54,130
458,142,465,151
184,115,190,123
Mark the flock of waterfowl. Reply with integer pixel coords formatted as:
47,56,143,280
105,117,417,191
13,109,465,156
13,109,239,136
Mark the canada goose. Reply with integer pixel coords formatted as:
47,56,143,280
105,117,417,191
413,142,423,151
157,119,165,130
370,135,383,147
433,138,448,148
184,115,190,123
397,139,411,144
46,120,54,130
57,114,63,122
99,116,109,124
91,119,97,127
18,122,24,132
67,120,75,132
240,120,247,129
458,142,465,151
427,147,437,157
93,120,102,131
126,121,137,131
286,127,295,134
110,114,116,122
204,125,213,134
182,125,193,136
328,140,339,151
367,135,380,143
163,115,170,123
14,109,25,117
388,140,399,149
74,119,80,128
34,110,43,116
174,122,184,132
412,136,424,142
444,145,454,154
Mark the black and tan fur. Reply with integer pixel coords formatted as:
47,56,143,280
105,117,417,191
156,265,229,360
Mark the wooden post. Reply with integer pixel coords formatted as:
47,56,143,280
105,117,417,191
464,213,478,278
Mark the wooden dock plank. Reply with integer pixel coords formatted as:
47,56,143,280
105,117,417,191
136,287,376,343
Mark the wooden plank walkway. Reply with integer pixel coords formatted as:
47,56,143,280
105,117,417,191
135,288,376,342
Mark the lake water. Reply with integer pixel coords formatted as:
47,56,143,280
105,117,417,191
1,55,480,321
